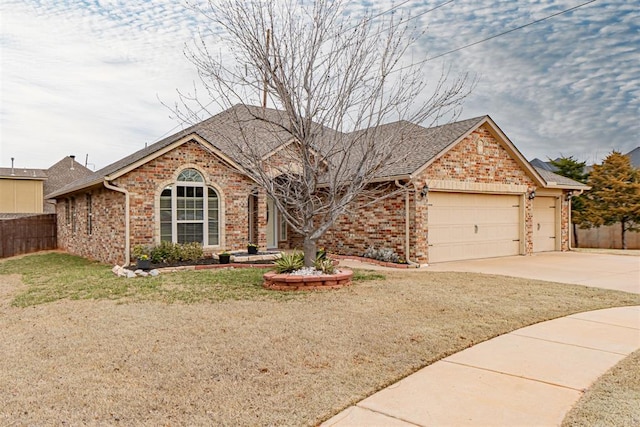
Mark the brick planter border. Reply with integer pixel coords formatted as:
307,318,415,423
263,269,353,291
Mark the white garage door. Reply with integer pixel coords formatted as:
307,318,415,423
533,196,557,252
428,192,521,263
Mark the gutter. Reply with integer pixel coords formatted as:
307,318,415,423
103,179,130,267
395,180,420,267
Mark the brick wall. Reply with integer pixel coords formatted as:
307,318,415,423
55,126,572,265
57,140,265,264
57,187,126,264
304,125,550,264
316,182,412,259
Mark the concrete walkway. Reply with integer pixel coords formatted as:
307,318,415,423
322,305,640,426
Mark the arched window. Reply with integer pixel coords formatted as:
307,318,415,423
160,169,219,245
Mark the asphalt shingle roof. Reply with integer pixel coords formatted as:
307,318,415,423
534,167,589,188
0,167,47,179
48,104,582,198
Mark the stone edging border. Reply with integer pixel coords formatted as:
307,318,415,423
331,254,419,269
263,269,353,291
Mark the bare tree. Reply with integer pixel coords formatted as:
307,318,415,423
175,0,472,266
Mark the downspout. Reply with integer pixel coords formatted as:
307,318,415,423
103,179,130,266
395,180,419,267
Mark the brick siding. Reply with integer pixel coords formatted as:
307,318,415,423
57,141,265,264
56,126,572,265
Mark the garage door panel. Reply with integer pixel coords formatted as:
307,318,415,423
429,192,521,263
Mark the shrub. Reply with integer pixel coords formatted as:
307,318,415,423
150,241,179,264
363,246,400,263
274,251,304,273
177,242,204,262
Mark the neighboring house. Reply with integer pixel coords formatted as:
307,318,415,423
529,158,558,172
43,156,93,213
0,156,92,217
47,105,587,266
0,166,47,214
626,147,640,168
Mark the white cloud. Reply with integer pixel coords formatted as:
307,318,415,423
0,0,638,170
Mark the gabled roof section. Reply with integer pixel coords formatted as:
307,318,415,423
44,156,93,197
48,104,343,198
407,115,548,187
367,117,487,179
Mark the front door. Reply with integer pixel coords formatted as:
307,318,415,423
266,197,278,249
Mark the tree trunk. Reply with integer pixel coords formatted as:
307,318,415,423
303,237,317,268
573,223,579,248
621,221,627,250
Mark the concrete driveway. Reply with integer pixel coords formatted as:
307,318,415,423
426,251,640,294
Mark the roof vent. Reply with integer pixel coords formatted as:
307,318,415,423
10,157,15,176
70,155,75,170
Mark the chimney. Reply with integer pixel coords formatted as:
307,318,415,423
70,155,75,170
10,157,15,176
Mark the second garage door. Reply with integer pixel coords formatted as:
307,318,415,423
428,192,522,263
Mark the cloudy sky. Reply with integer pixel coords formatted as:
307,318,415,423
1,0,638,171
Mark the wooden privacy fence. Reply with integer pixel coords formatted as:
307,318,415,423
574,223,640,250
0,214,57,258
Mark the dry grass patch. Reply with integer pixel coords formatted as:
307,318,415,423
563,349,640,427
1,253,639,426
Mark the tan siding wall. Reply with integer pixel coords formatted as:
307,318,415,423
0,179,44,213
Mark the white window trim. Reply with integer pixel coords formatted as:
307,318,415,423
155,166,225,249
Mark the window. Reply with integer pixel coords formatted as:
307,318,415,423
65,199,71,225
71,197,77,234
279,213,287,241
160,169,220,245
86,194,93,235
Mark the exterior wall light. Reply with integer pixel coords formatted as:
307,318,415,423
528,190,536,200
565,191,574,201
420,185,429,198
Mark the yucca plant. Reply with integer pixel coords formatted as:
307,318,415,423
274,251,304,273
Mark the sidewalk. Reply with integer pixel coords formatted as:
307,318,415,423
322,305,640,426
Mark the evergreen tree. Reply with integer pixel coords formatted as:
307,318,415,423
548,156,588,247
581,152,640,249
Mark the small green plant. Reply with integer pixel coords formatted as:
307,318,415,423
247,243,259,249
363,246,400,263
315,257,335,274
219,250,230,256
274,251,304,273
132,244,151,261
